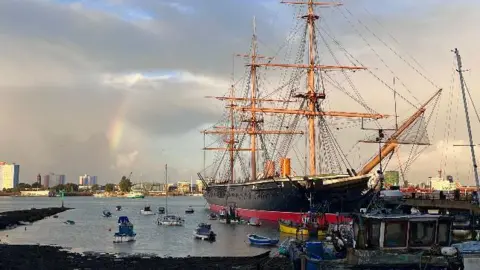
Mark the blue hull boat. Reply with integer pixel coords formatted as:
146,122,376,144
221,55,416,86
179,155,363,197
247,234,279,246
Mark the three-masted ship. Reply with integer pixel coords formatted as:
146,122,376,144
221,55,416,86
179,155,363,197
199,0,439,223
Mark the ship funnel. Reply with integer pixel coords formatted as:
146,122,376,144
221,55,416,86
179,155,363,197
280,158,291,177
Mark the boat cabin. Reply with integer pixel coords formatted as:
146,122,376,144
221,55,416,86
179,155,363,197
352,213,453,250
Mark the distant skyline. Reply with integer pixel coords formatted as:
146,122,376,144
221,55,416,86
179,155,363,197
0,1,479,186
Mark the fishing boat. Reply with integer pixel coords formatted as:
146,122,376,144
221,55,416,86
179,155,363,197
102,210,112,217
157,164,184,226
279,212,327,237
193,223,216,241
158,206,165,214
185,206,194,214
116,205,122,211
248,217,261,226
140,205,154,215
247,234,279,246
113,216,136,243
126,191,144,199
198,0,436,225
208,213,218,220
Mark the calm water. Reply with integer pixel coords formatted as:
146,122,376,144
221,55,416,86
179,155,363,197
0,196,285,257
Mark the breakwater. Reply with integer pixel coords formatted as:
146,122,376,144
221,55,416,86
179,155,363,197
0,207,71,230
0,244,289,270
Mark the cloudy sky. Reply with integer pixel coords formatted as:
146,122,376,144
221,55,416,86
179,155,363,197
0,0,479,185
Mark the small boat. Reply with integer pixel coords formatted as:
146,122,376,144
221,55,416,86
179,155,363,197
208,213,218,220
53,215,58,218
185,206,194,214
116,206,122,211
278,219,326,237
64,220,75,225
102,210,112,217
113,216,136,243
248,217,261,226
157,215,185,226
247,234,279,246
193,223,216,241
158,207,165,214
140,205,154,215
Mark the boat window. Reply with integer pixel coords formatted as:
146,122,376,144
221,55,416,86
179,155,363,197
437,221,451,246
409,221,436,247
384,221,407,248
367,221,381,248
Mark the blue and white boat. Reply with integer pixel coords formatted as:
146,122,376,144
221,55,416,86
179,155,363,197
113,216,136,243
247,234,279,246
193,223,216,241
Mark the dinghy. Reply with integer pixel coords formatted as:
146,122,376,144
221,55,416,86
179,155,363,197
102,210,112,217
248,217,261,226
247,234,279,246
185,206,194,214
116,205,122,211
158,206,165,214
208,213,218,220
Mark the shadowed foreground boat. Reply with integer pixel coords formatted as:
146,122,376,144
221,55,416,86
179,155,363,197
0,245,288,270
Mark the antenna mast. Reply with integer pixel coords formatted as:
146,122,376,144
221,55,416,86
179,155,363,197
453,48,480,203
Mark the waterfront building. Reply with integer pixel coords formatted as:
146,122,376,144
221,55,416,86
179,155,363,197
0,162,20,190
43,174,50,188
79,174,97,186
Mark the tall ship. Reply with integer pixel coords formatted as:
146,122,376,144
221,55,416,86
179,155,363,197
199,0,440,223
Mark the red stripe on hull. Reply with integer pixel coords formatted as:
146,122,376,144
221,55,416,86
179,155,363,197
209,204,350,224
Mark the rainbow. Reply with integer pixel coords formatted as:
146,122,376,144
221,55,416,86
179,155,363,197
107,98,128,151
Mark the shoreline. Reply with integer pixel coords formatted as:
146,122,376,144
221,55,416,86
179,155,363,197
0,207,71,230
0,244,289,269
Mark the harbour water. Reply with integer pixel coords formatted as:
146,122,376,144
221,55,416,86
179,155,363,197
0,196,283,257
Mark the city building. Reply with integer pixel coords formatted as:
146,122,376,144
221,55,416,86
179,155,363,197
79,174,97,186
0,162,20,190
56,174,66,185
430,176,459,191
43,174,50,188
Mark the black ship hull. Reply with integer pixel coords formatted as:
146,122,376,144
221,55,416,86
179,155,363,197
204,174,375,223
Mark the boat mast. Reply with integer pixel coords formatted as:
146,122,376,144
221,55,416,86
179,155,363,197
249,16,259,181
165,164,168,215
453,48,480,203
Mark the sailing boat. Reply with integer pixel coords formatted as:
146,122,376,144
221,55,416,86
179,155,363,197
157,164,185,226
199,1,439,223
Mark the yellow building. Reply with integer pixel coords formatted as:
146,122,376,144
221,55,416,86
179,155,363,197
177,181,191,193
0,163,20,190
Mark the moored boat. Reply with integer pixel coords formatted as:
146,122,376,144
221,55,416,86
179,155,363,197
193,223,216,241
208,213,218,220
116,205,122,211
140,205,154,215
199,0,435,225
247,234,279,246
64,220,75,225
248,217,261,226
185,206,194,214
158,206,165,214
113,216,136,243
157,215,185,226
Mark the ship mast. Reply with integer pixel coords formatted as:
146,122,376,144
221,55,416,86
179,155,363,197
453,48,480,203
234,1,389,176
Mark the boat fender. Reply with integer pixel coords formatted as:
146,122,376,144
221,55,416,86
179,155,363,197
441,247,458,256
